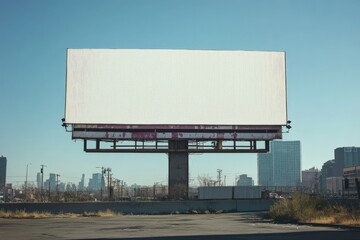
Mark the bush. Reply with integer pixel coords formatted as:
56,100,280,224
269,193,331,223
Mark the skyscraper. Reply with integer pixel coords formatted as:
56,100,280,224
257,153,273,186
44,173,57,191
36,172,42,189
258,141,301,187
88,173,103,191
334,147,360,176
319,160,335,193
0,156,7,190
78,174,85,191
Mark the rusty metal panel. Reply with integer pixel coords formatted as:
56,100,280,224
72,131,281,140
81,138,270,153
72,124,283,131
65,49,287,126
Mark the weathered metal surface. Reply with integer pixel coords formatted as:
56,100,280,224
82,139,270,153
73,131,281,140
72,124,283,131
84,149,270,153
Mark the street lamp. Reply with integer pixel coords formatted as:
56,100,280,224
40,164,47,202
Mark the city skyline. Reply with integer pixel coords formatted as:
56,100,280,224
1,1,360,186
3,143,359,189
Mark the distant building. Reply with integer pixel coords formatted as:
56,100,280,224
258,141,301,187
59,182,66,192
326,177,343,196
343,165,360,197
66,183,77,192
302,167,319,193
78,174,85,191
257,153,273,186
36,172,42,189
88,173,104,191
334,147,360,176
237,174,254,186
5,183,13,202
44,173,57,191
0,156,7,190
319,160,335,193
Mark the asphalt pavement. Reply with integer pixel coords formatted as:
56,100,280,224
0,212,359,239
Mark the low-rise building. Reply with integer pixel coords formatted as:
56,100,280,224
237,174,254,186
343,165,360,197
302,167,319,193
326,177,343,196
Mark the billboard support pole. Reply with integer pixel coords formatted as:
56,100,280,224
168,140,189,200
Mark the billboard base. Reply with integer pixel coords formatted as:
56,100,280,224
168,140,189,200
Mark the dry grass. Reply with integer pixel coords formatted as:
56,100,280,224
0,210,53,219
309,216,360,226
0,209,122,219
269,193,360,227
82,210,122,217
309,216,336,224
337,219,360,226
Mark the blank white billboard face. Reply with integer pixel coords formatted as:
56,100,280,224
65,49,287,125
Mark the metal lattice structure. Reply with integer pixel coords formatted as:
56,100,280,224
71,124,283,153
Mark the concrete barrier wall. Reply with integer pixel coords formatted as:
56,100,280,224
0,199,275,214
236,199,275,212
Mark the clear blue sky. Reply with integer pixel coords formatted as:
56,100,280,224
1,0,359,187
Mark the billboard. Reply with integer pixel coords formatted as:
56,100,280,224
65,49,287,126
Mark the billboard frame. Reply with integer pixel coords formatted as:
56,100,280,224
69,123,282,153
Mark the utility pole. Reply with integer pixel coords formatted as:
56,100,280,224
153,183,156,200
40,165,46,202
25,163,31,202
120,180,124,201
97,167,106,201
217,169,222,186
116,179,120,201
107,168,112,200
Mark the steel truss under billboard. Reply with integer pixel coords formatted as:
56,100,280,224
71,124,281,153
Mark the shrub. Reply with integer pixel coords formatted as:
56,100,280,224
269,193,331,222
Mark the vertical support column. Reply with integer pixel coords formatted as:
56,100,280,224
265,140,270,152
168,140,189,200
